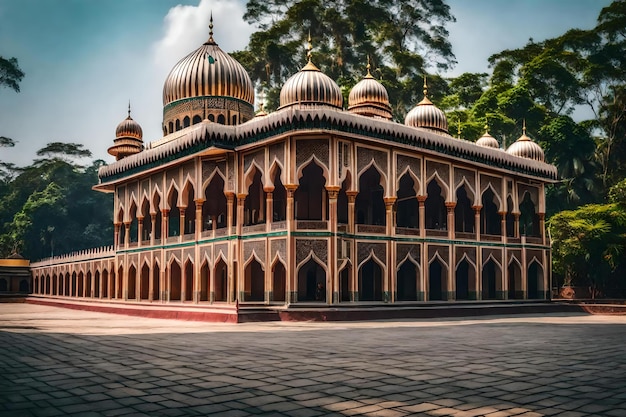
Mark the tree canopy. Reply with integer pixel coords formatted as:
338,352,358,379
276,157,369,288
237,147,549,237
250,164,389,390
233,0,456,116
0,56,24,93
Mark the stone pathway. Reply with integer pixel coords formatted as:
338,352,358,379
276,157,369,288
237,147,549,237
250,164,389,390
1,304,625,416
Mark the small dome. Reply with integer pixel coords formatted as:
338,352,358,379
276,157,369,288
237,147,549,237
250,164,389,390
279,60,343,110
405,78,448,134
476,128,499,149
108,105,144,161
507,125,545,162
348,65,392,119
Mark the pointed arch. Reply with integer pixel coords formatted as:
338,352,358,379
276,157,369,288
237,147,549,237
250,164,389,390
455,177,475,204
199,258,209,302
425,178,447,230
481,255,502,300
183,257,194,301
508,256,523,299
295,160,328,221
244,257,265,302
213,257,228,302
528,257,544,299
397,254,420,301
244,164,266,226
455,256,474,301
396,166,421,194
297,253,327,302
296,155,330,184
356,165,386,226
481,182,503,211
140,259,150,300
425,172,449,201
168,256,182,301
396,172,419,229
268,158,285,188
481,186,502,235
428,252,448,301
358,252,385,302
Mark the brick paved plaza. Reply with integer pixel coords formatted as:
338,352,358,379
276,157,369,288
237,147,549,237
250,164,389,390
1,304,625,417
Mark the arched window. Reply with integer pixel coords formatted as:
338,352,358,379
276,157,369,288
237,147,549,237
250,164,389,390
506,196,515,237
339,266,351,302
337,175,350,225
355,166,385,225
528,262,543,299
128,202,138,243
244,168,266,225
152,262,160,301
508,261,522,299
295,162,327,220
425,180,446,230
168,189,180,237
153,193,162,241
203,174,227,231
455,186,474,233
272,167,286,222
141,199,151,242
208,114,215,122
183,185,195,235
200,261,209,302
192,115,202,125
175,119,181,131
481,188,501,235
297,258,326,302
183,116,190,128
168,122,174,134
396,174,418,228
217,114,225,124
184,260,193,301
519,193,539,237
140,263,150,300
127,265,137,300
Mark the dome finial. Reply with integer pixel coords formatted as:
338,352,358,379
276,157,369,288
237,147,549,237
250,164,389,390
523,118,527,135
306,31,312,63
128,100,131,118
207,11,215,44
457,118,461,139
366,55,372,76
423,74,428,98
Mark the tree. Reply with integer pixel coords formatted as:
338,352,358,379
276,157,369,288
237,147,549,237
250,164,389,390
0,56,25,92
233,0,456,116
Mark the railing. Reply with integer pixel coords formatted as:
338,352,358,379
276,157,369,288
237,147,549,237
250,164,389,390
31,245,115,267
296,220,327,230
395,227,420,236
271,221,287,231
243,224,266,233
356,224,386,234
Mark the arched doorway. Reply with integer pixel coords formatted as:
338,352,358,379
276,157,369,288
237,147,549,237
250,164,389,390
481,188,501,235
481,259,499,300
214,259,228,302
170,261,182,301
168,189,180,237
272,262,286,302
184,260,193,301
359,259,383,302
456,259,470,300
203,175,227,231
152,262,160,301
297,258,326,302
200,261,209,302
127,266,137,300
140,263,150,300
397,260,418,301
339,266,351,302
455,186,474,233
528,262,543,299
428,259,446,301
244,168,266,225
244,259,265,302
508,261,523,299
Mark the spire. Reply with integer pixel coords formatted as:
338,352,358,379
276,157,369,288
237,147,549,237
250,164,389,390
365,55,373,78
306,31,312,63
457,119,461,139
206,11,216,44
127,101,131,118
423,75,428,98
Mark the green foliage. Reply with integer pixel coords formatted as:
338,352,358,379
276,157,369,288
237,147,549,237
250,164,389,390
549,202,626,295
0,144,112,259
234,0,456,115
0,56,24,93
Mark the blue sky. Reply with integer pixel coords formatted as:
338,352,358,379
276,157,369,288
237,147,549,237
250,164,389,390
0,0,611,167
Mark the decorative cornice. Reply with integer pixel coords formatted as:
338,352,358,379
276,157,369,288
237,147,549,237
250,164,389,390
98,108,558,185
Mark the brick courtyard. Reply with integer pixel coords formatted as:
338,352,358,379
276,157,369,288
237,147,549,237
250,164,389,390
1,304,625,416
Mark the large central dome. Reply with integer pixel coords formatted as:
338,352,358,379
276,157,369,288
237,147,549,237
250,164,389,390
161,19,255,134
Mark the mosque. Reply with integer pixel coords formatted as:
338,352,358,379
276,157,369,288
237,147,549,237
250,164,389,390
28,19,557,313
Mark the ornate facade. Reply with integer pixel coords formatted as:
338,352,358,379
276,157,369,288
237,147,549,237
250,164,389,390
30,22,557,309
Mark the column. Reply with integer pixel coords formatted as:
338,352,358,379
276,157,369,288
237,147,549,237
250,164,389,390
162,209,169,241
472,206,481,241
418,196,427,237
539,213,546,245
150,214,156,246
499,211,507,243
513,213,520,238
225,192,235,235
195,200,204,240
346,191,358,234
123,222,131,248
327,186,340,304
114,223,121,249
446,202,456,240
265,189,274,232
384,197,396,303
137,217,144,247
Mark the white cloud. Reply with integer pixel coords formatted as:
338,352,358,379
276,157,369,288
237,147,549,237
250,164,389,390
152,0,253,74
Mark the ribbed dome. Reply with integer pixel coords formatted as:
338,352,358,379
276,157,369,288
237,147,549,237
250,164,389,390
279,60,343,110
115,115,143,140
162,39,254,107
348,68,392,120
476,129,499,149
161,20,255,134
109,105,144,161
507,127,545,162
404,79,448,134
